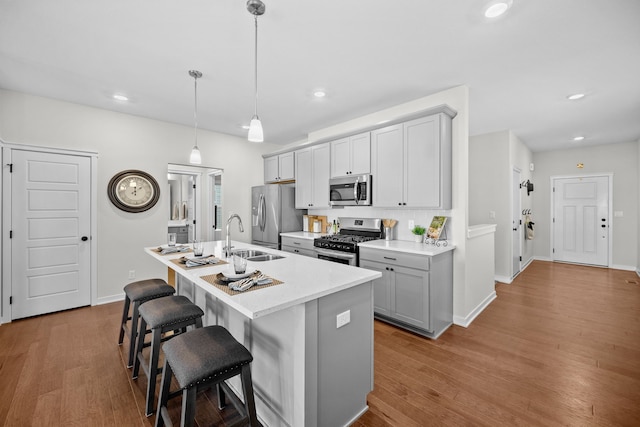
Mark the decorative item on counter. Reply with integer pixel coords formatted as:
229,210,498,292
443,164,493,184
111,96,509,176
411,225,426,243
313,220,321,233
426,216,449,247
382,219,397,241
303,215,309,232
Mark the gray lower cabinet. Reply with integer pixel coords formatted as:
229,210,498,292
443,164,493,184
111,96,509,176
281,236,317,258
359,247,453,339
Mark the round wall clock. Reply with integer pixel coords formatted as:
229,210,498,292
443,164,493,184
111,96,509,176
107,169,160,213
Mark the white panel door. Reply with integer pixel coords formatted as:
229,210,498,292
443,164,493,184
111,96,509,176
553,176,609,266
371,124,403,207
11,150,91,319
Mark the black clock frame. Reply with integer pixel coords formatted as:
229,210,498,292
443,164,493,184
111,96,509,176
107,169,160,213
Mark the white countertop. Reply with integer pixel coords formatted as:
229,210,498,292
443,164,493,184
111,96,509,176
146,240,381,319
358,239,456,256
280,231,325,240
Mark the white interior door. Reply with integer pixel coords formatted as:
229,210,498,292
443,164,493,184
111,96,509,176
11,149,91,319
512,169,521,278
553,176,609,266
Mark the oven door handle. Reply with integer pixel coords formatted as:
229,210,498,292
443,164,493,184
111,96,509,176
315,248,356,261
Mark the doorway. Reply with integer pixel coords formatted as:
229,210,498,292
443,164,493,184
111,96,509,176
167,164,222,243
2,146,96,320
552,175,611,267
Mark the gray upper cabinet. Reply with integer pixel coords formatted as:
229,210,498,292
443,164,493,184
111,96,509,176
264,152,295,183
330,132,371,178
295,143,330,209
371,113,452,209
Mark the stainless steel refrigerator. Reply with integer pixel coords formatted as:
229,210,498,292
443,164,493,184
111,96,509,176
251,184,306,249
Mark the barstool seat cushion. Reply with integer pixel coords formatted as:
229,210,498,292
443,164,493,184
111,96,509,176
124,279,174,302
138,295,204,329
163,326,253,389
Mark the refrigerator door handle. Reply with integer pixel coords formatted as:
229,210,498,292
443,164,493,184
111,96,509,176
257,194,263,231
258,194,266,232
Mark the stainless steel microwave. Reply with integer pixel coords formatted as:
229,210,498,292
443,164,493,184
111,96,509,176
329,174,372,206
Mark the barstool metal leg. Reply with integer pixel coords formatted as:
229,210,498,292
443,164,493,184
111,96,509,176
241,365,259,426
127,301,141,368
154,359,173,427
118,296,131,345
181,387,197,427
145,327,163,416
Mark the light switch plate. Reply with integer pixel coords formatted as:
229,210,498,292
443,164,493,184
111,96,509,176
614,211,623,217
336,310,351,328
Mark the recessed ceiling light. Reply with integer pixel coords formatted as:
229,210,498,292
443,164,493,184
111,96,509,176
313,90,326,98
113,93,129,102
484,1,512,18
567,93,585,100
573,136,585,141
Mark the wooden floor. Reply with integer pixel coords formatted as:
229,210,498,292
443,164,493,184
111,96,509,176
1,260,639,426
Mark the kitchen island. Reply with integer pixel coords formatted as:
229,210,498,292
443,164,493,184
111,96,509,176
146,241,381,427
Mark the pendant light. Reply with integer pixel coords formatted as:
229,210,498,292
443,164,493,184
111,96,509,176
247,0,265,142
189,69,203,164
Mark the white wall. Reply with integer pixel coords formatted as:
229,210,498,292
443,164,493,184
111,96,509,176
0,89,279,304
532,141,638,270
469,130,533,281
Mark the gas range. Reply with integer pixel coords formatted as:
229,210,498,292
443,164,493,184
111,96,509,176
314,217,383,266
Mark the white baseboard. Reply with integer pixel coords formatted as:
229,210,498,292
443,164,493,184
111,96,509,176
453,291,497,328
94,293,125,306
495,275,512,284
611,264,637,272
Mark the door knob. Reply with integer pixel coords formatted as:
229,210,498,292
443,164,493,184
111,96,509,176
81,236,89,241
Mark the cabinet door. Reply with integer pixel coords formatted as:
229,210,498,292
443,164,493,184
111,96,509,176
295,148,313,208
264,156,279,183
404,115,441,208
330,137,351,178
360,260,391,316
279,152,295,181
310,143,330,208
371,124,404,207
391,265,430,330
350,132,371,175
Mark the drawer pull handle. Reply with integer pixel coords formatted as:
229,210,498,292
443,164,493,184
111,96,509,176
293,242,301,245
383,256,397,260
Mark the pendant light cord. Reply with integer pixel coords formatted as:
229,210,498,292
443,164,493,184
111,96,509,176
194,75,199,147
253,14,259,117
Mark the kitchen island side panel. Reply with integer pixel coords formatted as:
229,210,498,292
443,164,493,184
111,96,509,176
176,275,374,427
317,282,374,427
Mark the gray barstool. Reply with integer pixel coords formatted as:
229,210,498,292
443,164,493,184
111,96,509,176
118,278,175,367
155,326,258,427
133,295,204,417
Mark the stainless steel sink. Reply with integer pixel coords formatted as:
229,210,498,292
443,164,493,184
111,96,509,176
247,254,285,262
231,249,267,258
231,249,285,262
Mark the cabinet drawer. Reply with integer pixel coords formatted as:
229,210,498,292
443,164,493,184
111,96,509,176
359,247,430,270
282,245,316,258
281,236,315,251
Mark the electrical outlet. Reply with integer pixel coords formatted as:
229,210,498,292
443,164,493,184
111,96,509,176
128,270,136,279
408,219,415,230
489,211,496,219
336,310,351,329
614,211,623,217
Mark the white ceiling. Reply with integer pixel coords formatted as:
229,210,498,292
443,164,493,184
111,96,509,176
1,0,639,152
